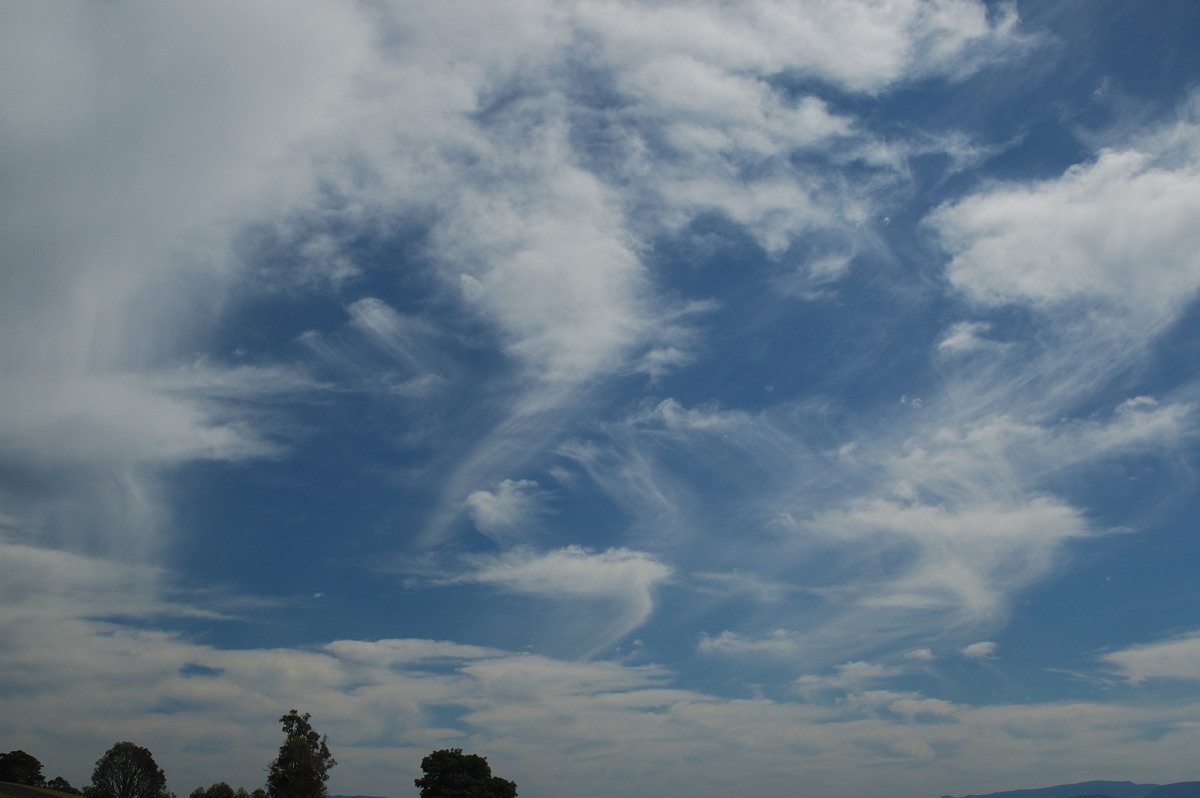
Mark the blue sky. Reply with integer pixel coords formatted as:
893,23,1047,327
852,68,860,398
3,2,1200,797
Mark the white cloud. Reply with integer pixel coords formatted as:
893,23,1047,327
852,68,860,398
469,546,670,603
3,3,1199,796
0,0,372,556
698,629,802,659
932,128,1200,329
1102,632,1200,683
813,497,1090,623
442,163,659,384
8,539,1200,798
888,695,960,719
465,546,672,655
0,0,1040,572
575,0,1026,95
346,298,437,369
0,0,1038,560
465,479,548,542
0,375,280,468
938,321,1000,354
795,660,895,694
962,641,998,660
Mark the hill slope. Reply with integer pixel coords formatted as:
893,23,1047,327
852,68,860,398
1146,784,1200,798
942,781,1159,798
0,784,78,798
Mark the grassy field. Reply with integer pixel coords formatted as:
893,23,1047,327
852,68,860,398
0,783,80,798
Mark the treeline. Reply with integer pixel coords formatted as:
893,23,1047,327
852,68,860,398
1,711,330,798
0,749,79,794
2,710,516,798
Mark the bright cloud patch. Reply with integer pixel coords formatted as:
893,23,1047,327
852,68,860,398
962,641,998,660
813,498,1090,622
1102,632,1200,683
465,479,547,542
932,132,1200,326
698,629,802,659
466,547,671,655
469,546,670,603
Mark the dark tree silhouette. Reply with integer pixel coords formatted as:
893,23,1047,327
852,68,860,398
48,776,83,795
190,783,237,798
205,784,234,798
266,710,337,798
89,742,167,798
414,749,516,798
0,750,46,786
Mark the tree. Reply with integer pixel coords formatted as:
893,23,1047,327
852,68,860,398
0,750,46,786
90,742,167,798
413,749,516,798
48,776,83,795
190,784,237,798
265,710,336,798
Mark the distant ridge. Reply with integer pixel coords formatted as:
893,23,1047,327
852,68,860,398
1146,784,1200,798
941,781,1158,798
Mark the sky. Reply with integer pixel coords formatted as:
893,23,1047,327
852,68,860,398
3,2,1200,797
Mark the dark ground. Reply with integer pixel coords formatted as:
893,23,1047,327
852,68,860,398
0,784,72,798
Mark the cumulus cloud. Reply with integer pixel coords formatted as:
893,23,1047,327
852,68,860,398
0,0,1036,565
795,660,895,694
1101,632,1200,683
962,641,998,660
0,0,1038,560
7,3,1198,796
566,383,1174,668
465,479,548,542
9,535,1200,798
931,122,1200,329
465,546,672,655
468,546,670,602
0,0,371,557
444,164,658,384
813,497,1090,623
698,629,802,659
575,0,1026,95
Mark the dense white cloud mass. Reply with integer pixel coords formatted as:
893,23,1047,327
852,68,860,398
4,1,1200,797
933,143,1200,325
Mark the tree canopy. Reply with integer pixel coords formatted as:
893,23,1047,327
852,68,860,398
89,742,167,798
47,776,82,795
0,750,45,786
265,710,337,798
189,783,243,798
414,749,516,798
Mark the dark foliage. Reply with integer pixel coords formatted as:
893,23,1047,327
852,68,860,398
414,749,516,798
189,783,240,798
0,751,46,787
266,710,337,798
89,742,167,798
48,776,83,795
